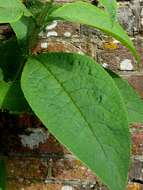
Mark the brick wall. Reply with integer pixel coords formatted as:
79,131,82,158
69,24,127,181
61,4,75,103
1,0,143,189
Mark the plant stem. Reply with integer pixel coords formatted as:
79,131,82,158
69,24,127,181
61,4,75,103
28,1,54,55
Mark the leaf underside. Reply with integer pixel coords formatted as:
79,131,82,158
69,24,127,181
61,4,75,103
21,52,130,190
108,70,143,124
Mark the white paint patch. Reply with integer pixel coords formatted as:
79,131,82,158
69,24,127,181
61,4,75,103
46,21,57,30
130,37,135,41
61,186,74,190
141,8,143,17
112,39,120,44
64,32,71,37
120,59,134,71
41,42,48,49
47,31,58,37
141,18,143,26
90,184,96,188
102,63,108,68
19,128,49,149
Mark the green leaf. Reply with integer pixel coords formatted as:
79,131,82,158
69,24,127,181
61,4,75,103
0,78,32,113
0,0,22,23
99,0,117,23
10,16,36,52
21,53,130,190
108,70,143,124
0,0,31,24
11,17,29,42
50,1,139,63
0,158,6,190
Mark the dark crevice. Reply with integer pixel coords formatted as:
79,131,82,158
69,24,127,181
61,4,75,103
91,0,98,6
131,179,143,184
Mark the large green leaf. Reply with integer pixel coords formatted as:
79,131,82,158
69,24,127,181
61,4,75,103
108,70,143,124
0,0,31,24
21,53,130,190
50,1,139,63
0,158,6,190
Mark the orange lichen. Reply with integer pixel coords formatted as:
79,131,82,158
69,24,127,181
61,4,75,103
7,182,62,190
132,144,138,155
127,183,141,190
72,159,83,166
103,41,119,50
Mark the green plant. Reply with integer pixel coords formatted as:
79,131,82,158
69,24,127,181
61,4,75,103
0,0,142,190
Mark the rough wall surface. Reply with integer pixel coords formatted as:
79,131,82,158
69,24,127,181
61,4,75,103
0,0,143,190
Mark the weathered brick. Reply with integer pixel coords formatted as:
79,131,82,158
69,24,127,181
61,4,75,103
129,159,143,181
131,124,143,155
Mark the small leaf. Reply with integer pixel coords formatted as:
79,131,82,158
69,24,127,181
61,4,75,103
0,0,31,24
10,16,36,51
0,79,31,114
108,70,143,124
50,1,139,63
21,53,130,190
11,17,29,42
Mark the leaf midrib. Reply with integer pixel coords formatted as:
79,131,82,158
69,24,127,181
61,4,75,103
39,59,109,160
